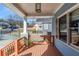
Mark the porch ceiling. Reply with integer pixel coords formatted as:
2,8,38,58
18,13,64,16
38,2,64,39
13,3,62,16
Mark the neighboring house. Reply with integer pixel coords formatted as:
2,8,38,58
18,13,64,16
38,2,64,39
35,22,43,31
36,18,53,34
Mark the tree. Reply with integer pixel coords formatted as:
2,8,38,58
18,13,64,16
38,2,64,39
0,19,4,22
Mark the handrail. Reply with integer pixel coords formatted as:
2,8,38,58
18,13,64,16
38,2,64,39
0,37,27,56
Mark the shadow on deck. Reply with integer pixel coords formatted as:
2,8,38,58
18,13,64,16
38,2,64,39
18,44,62,56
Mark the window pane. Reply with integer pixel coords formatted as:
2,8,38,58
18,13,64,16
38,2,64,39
70,8,79,48
59,15,67,43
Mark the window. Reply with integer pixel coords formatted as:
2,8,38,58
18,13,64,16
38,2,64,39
44,24,49,30
70,8,79,48
59,15,67,43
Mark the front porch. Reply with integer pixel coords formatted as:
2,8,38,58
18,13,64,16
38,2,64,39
0,3,63,56
1,3,79,56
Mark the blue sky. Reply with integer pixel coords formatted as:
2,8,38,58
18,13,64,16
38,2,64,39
0,3,23,21
0,3,35,23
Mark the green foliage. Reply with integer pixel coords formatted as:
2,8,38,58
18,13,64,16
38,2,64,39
0,18,23,28
28,39,33,46
0,19,4,22
8,21,23,28
32,29,36,33
2,26,7,29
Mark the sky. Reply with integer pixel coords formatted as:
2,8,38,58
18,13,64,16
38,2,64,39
0,3,23,21
0,3,36,23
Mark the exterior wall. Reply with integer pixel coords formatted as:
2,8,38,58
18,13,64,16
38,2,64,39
51,17,56,35
55,39,79,56
55,3,76,17
53,3,79,56
43,23,52,32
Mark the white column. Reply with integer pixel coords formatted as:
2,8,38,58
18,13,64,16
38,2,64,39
21,19,28,39
23,20,27,33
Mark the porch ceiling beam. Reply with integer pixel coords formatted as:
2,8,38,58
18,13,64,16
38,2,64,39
27,16,53,19
12,3,28,16
53,3,64,14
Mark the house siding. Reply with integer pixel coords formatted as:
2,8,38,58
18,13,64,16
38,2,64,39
53,3,79,56
55,3,76,17
55,39,79,56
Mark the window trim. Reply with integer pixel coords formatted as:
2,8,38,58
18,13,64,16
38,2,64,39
58,14,67,43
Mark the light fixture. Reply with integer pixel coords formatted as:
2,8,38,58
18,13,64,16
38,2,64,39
35,3,41,13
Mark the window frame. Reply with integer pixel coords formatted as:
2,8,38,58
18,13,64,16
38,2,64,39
56,4,79,50
69,8,79,49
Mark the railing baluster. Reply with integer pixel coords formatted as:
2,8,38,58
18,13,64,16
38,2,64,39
15,40,18,55
0,37,27,56
0,49,1,56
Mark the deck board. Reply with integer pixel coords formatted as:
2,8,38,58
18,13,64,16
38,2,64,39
18,44,62,56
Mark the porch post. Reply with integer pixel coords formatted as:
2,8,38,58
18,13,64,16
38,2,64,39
21,18,28,39
23,20,27,33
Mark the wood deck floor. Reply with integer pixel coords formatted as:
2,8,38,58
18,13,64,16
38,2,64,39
18,44,62,56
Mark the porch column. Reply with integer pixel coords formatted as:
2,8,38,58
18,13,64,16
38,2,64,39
21,19,28,39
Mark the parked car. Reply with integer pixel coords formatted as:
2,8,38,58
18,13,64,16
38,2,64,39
8,25,20,32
